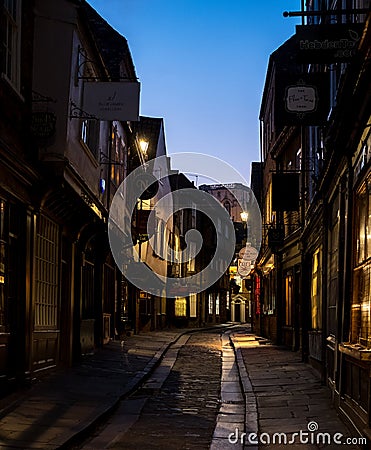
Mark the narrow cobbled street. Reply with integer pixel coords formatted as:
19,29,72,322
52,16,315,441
68,327,364,450
115,332,221,449
80,330,223,450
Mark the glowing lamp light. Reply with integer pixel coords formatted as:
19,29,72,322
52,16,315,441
139,140,149,155
240,211,248,222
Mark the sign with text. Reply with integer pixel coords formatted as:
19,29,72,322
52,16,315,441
239,245,258,261
295,23,364,63
83,81,140,121
31,111,56,138
275,72,330,127
286,85,317,113
238,259,251,278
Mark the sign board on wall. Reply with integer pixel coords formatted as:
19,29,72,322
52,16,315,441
83,82,140,121
295,23,364,63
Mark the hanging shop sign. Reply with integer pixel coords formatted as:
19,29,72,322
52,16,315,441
274,72,330,127
295,23,364,63
31,111,56,139
267,227,285,249
239,245,258,261
238,259,251,278
83,81,140,121
272,173,300,211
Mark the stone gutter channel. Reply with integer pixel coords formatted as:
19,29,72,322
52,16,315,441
210,329,258,450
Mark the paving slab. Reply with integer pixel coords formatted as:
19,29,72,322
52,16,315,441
230,328,365,449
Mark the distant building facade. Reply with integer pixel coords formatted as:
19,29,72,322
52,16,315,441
200,183,257,323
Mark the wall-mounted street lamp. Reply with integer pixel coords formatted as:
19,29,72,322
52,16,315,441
134,137,149,166
139,139,149,156
240,211,248,222
240,211,249,244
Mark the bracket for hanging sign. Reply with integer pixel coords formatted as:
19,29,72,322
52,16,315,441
69,101,98,120
76,45,137,82
283,8,370,18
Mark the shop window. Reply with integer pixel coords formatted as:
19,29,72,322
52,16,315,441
311,248,322,330
1,0,21,90
110,125,125,186
351,178,371,347
262,264,276,314
175,297,186,317
327,193,340,337
189,293,197,318
34,215,59,328
285,272,293,326
208,293,213,315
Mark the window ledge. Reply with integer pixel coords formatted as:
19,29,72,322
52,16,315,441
339,343,371,361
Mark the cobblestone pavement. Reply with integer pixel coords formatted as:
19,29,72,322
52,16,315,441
107,331,222,450
1,324,365,450
234,331,364,450
0,330,184,449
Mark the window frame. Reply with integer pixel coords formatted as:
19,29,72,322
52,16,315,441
1,0,21,92
350,176,371,347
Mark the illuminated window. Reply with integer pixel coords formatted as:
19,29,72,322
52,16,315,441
215,294,220,315
175,297,186,317
189,293,197,318
1,0,21,89
208,294,213,315
311,248,322,330
285,272,293,326
351,177,371,347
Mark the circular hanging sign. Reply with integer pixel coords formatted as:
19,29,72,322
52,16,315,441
239,245,258,261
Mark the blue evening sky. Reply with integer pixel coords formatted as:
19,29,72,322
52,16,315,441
88,0,301,183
